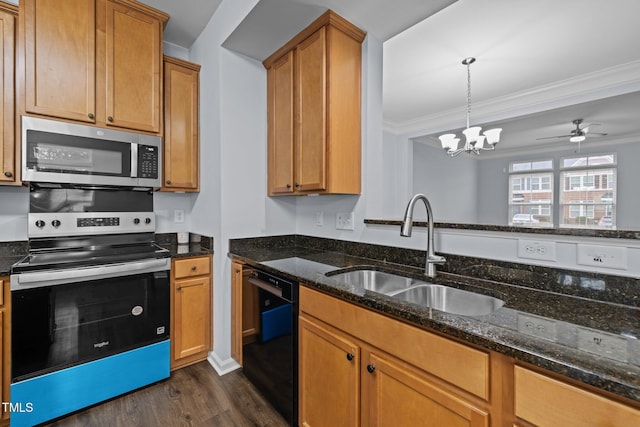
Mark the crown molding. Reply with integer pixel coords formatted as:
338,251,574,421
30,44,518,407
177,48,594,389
384,60,640,138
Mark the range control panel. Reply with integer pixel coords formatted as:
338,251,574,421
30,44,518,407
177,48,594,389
29,212,155,238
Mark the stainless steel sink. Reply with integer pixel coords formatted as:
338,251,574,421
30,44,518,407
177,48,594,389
328,269,422,294
388,284,504,316
327,268,504,317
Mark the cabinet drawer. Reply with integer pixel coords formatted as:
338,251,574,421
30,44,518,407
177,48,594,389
173,256,211,279
514,366,640,426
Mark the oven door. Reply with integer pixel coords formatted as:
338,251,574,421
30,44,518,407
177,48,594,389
10,258,170,383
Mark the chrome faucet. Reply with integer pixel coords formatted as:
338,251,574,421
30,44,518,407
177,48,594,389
400,194,446,278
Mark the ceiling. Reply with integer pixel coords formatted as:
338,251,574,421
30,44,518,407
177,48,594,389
143,0,640,153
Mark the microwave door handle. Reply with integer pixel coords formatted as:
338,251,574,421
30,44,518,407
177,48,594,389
131,143,138,178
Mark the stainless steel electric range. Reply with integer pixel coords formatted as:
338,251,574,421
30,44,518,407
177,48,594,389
10,183,171,427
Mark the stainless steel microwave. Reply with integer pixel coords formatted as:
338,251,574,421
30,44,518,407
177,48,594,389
22,116,162,188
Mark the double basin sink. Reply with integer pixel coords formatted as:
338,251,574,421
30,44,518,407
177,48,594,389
327,268,504,317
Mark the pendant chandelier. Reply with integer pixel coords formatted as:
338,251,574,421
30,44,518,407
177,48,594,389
439,57,502,156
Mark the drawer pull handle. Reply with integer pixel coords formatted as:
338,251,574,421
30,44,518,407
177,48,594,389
177,283,202,291
346,353,354,361
366,364,375,374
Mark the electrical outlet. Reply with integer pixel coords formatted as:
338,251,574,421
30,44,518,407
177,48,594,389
315,212,324,227
577,327,628,362
517,313,557,342
336,212,355,230
577,244,627,270
174,209,184,223
517,239,556,261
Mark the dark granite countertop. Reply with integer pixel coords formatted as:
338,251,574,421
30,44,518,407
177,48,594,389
229,235,640,404
0,241,28,276
155,232,214,258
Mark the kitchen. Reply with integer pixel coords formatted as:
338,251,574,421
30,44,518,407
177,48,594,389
1,0,640,426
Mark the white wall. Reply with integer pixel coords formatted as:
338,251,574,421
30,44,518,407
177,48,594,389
0,186,28,242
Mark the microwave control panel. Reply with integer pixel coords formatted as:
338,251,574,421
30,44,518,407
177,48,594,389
138,145,159,179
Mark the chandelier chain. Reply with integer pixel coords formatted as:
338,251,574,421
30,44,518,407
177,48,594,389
466,61,472,129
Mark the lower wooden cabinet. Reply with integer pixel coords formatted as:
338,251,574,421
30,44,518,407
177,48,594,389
299,316,360,427
170,255,212,370
299,285,640,427
514,366,640,427
299,287,489,427
0,277,10,425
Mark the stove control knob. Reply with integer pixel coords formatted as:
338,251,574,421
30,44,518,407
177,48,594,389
145,217,152,224
52,219,61,228
35,220,46,228
133,218,141,225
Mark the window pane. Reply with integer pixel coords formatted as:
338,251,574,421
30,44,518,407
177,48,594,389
559,164,616,229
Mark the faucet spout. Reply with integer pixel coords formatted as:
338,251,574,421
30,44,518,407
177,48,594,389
400,194,446,278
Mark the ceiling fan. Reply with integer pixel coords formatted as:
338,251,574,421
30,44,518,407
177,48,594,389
536,118,608,143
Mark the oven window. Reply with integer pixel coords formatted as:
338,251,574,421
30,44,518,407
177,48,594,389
11,271,169,382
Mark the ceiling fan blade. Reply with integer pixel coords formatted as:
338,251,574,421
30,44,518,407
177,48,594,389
535,134,572,140
587,132,608,137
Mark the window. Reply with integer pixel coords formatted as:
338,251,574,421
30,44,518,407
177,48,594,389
508,154,617,229
508,160,553,227
559,154,617,229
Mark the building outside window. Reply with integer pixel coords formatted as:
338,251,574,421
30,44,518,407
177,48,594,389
508,160,553,227
559,154,616,228
508,154,616,229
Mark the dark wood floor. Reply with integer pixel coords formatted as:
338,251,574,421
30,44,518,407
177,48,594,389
43,361,289,427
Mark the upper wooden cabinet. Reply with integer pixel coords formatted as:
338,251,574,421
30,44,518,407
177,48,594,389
0,3,16,185
21,0,168,133
264,11,365,196
162,56,200,192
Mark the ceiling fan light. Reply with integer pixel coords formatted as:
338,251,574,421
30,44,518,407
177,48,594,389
483,128,502,145
570,135,586,143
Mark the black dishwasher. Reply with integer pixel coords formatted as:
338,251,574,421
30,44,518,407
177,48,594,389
242,267,298,426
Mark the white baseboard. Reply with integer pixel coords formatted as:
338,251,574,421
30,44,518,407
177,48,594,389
207,350,241,375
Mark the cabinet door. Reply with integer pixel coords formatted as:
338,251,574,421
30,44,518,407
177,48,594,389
104,1,161,133
173,275,211,361
231,262,243,363
295,27,326,192
24,0,96,123
0,7,15,183
267,50,295,195
299,316,360,427
163,57,200,191
363,352,489,427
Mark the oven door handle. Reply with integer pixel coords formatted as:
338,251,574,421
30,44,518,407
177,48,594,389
13,258,170,288
247,276,284,299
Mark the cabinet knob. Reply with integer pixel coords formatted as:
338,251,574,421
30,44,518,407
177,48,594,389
88,113,95,119
286,184,291,189
366,364,376,374
346,353,354,361
191,266,197,271
107,116,114,122
166,180,172,185
294,183,300,188
4,171,12,178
